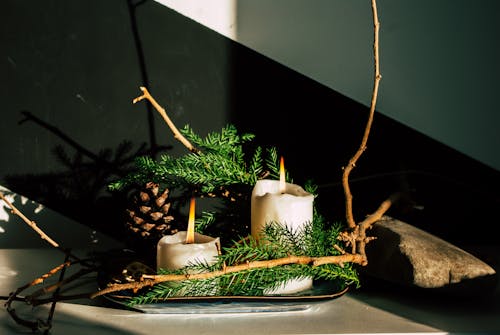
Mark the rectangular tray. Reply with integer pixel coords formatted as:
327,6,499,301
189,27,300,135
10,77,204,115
103,281,349,314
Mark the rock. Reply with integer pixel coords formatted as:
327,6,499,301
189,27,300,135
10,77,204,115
363,216,497,294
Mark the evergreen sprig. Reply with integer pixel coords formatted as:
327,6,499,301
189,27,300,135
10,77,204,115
107,123,359,305
108,124,275,193
126,215,359,305
108,124,283,241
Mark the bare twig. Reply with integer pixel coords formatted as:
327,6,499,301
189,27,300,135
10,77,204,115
4,262,69,308
343,0,381,229
133,86,200,154
358,192,400,231
4,249,363,307
44,253,71,334
0,192,59,248
4,261,68,332
339,192,401,265
91,253,366,298
29,267,95,301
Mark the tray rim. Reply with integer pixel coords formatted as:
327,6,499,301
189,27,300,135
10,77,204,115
102,281,349,306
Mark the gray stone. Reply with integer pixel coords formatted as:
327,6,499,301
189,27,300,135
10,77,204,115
363,216,497,291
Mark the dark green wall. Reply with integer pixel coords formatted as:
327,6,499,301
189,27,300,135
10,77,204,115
2,0,498,248
2,0,231,176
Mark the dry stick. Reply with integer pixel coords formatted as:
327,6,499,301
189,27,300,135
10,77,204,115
29,267,95,300
0,192,59,248
44,253,71,334
4,261,71,332
358,192,399,231
4,262,70,308
7,263,99,307
133,86,199,154
5,259,99,330
91,253,365,299
340,192,401,265
343,0,381,230
0,193,92,330
5,308,40,332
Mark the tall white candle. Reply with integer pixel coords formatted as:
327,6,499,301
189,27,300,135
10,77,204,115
251,179,314,241
251,177,314,295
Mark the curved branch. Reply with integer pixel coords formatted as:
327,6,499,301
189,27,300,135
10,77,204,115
133,86,200,154
0,192,59,248
358,192,399,231
343,0,381,229
356,192,400,264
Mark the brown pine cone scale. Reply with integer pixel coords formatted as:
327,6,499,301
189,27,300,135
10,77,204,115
125,182,182,240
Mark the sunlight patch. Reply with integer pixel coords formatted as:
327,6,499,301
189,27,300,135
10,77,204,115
34,203,44,214
0,193,16,222
0,266,18,278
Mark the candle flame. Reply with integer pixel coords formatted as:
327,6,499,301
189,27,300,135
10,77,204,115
279,156,286,193
185,197,195,244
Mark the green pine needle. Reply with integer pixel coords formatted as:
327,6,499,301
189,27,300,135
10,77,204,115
107,123,359,306
125,217,359,306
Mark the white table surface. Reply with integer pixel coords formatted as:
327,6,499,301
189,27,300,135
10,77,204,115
0,248,440,335
1,187,499,334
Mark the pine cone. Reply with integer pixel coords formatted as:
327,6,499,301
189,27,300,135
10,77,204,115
125,182,184,241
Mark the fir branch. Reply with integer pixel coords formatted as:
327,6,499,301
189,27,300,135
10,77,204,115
263,223,309,256
195,210,217,233
182,124,255,154
249,146,265,180
219,236,285,265
304,179,319,196
92,252,363,301
265,147,281,180
312,263,359,285
108,125,278,193
101,220,359,304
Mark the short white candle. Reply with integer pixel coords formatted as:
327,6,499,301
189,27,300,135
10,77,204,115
251,175,314,295
157,197,220,273
156,231,220,272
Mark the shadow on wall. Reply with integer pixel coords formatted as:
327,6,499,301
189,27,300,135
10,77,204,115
2,0,231,237
4,110,171,239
